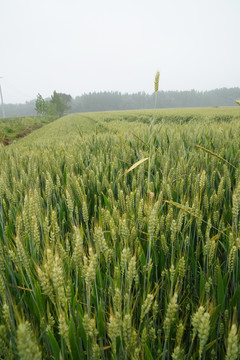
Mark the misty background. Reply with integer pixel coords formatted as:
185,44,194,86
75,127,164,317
1,88,240,118
0,0,240,116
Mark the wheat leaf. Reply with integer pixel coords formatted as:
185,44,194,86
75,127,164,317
122,157,149,176
164,200,226,235
131,132,149,147
195,144,236,169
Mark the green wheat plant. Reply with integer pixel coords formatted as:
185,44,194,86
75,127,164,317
0,102,239,359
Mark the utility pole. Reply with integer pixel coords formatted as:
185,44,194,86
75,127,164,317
0,77,5,118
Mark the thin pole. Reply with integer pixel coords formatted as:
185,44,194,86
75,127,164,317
0,78,5,118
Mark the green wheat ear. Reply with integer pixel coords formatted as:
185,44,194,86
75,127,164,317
154,71,160,93
235,99,240,106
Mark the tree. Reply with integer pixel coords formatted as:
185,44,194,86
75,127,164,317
50,91,72,117
45,101,57,116
58,93,72,106
35,93,47,116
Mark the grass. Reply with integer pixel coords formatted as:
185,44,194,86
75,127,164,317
0,106,239,359
0,115,57,145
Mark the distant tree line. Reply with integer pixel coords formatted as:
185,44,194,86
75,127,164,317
1,88,240,118
70,88,240,112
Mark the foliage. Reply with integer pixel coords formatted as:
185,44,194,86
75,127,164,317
0,108,240,358
35,93,47,116
34,91,72,118
50,91,72,117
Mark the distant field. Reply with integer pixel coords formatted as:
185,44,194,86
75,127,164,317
16,106,240,146
0,106,240,359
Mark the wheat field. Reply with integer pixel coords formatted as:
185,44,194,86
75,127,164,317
0,107,240,359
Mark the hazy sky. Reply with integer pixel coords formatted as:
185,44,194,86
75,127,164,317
1,0,239,103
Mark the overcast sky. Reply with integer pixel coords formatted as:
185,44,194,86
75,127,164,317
0,0,239,103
